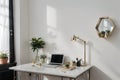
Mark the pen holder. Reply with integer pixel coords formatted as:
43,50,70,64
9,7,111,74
76,59,81,67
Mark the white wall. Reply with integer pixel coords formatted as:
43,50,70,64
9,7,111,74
14,0,120,80
14,0,30,80
14,0,30,65
29,0,120,80
14,0,20,64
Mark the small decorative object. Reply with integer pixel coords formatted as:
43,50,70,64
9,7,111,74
65,62,70,68
0,52,8,64
40,54,47,64
98,31,105,38
72,61,76,66
76,58,82,67
95,17,115,38
30,37,45,64
60,62,76,71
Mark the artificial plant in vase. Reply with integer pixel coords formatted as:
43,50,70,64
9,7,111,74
40,54,47,64
30,37,45,63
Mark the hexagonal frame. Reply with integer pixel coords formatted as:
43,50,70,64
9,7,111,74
95,17,115,38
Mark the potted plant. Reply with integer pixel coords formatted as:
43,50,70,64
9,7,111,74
30,37,45,63
40,54,47,63
99,31,105,38
0,52,8,64
64,62,70,68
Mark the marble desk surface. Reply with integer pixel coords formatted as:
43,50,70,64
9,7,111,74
10,63,92,79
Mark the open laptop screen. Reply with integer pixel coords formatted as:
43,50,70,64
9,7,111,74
50,54,64,65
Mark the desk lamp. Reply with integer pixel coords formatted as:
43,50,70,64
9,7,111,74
71,35,87,66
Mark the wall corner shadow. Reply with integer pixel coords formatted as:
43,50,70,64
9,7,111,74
90,66,112,80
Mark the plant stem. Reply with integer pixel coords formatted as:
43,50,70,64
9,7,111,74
35,49,39,63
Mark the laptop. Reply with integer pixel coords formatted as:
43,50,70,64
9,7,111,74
43,54,64,68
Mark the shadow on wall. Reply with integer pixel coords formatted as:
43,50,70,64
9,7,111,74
91,66,112,80
87,41,93,65
44,42,57,53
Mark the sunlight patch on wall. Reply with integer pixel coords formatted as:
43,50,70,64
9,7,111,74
47,27,57,37
47,6,56,28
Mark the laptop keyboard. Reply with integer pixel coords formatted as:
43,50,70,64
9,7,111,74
43,64,60,68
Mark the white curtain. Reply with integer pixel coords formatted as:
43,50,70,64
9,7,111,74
0,0,9,53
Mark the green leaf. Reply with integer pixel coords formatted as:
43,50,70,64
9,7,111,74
30,37,45,53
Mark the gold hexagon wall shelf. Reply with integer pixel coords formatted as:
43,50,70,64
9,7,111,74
95,17,115,38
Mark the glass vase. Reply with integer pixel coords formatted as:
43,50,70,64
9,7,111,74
41,58,46,64
34,49,40,64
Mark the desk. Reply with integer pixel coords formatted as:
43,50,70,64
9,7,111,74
10,63,92,80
